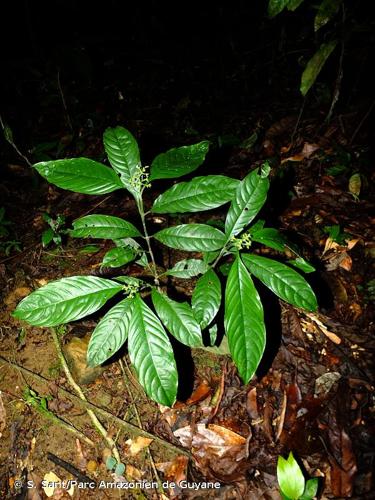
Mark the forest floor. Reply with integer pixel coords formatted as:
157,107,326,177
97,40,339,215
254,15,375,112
0,98,374,500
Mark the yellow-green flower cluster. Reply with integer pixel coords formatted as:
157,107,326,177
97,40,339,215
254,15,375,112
130,165,151,191
230,232,252,250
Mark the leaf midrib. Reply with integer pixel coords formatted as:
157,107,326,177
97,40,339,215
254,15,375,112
19,285,121,314
226,176,262,236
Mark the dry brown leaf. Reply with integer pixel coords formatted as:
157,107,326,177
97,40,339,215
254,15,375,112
174,423,249,481
305,313,342,344
329,429,357,497
42,472,62,497
246,387,259,420
126,464,144,480
174,380,211,409
125,436,153,456
338,253,352,271
4,286,32,307
155,456,188,484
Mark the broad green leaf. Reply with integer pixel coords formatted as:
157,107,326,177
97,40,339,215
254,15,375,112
102,247,137,268
225,256,265,383
288,257,315,274
34,158,123,195
268,0,289,17
203,250,220,264
114,237,141,248
42,228,54,247
152,175,239,213
78,245,100,254
242,254,317,311
300,41,337,96
152,290,203,347
247,219,265,234
192,269,221,329
166,259,208,278
277,452,305,500
315,0,341,31
13,276,123,326
69,214,141,239
287,0,304,10
225,167,270,237
251,228,287,251
154,224,226,252
103,126,141,192
150,140,210,180
87,298,134,366
127,295,178,406
209,324,218,345
300,478,319,500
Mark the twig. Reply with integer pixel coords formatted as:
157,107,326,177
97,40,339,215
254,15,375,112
57,70,73,133
326,5,346,123
0,113,34,169
0,243,40,265
23,388,94,447
47,452,96,486
50,329,121,463
136,197,160,288
350,99,375,145
0,355,190,458
290,97,306,145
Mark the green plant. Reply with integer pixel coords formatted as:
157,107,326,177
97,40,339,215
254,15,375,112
267,0,342,103
323,224,351,245
0,207,22,255
41,212,67,247
277,451,319,500
13,126,317,406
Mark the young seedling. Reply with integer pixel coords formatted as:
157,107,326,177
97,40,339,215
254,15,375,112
13,126,317,406
41,212,67,247
0,207,21,256
277,451,319,500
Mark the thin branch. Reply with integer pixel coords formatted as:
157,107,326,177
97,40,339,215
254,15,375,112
350,99,375,145
0,355,190,458
57,70,73,133
50,329,121,463
0,114,33,168
136,197,160,288
326,4,346,123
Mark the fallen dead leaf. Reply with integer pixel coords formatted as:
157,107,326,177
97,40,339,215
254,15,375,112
173,380,211,409
125,436,153,456
305,314,342,344
126,464,144,480
246,387,259,420
174,423,249,481
42,472,62,497
4,286,31,307
156,455,188,484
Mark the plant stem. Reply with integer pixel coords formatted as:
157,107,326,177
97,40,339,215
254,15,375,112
23,391,94,446
0,355,190,457
136,196,160,287
50,328,121,463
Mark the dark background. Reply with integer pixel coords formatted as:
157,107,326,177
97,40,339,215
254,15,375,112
1,0,374,155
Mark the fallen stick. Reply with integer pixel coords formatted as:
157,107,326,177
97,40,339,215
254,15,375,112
0,355,190,458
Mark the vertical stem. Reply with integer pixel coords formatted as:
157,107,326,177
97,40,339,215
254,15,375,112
136,196,160,287
51,328,121,463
